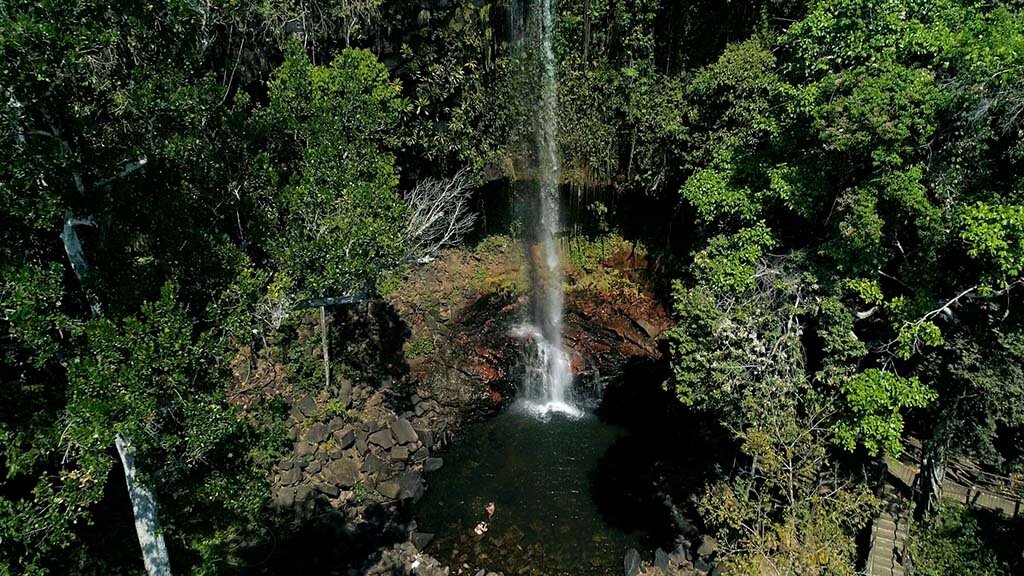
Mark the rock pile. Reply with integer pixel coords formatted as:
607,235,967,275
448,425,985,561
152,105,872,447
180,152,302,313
272,381,452,512
623,535,719,576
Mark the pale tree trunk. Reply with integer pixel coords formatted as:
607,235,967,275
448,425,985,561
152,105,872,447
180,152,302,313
115,435,172,576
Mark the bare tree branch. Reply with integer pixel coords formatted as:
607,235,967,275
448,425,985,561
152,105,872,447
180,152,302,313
404,167,478,263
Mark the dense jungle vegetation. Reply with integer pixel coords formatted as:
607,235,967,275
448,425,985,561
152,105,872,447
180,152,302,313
2,0,1024,574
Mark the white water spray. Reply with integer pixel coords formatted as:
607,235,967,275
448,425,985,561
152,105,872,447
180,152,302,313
517,0,580,419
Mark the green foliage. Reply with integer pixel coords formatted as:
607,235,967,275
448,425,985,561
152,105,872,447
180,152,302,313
910,504,1008,576
681,167,761,227
833,369,936,456
564,233,636,274
405,334,436,359
64,285,285,569
960,202,1024,284
260,45,410,299
701,400,878,575
691,223,776,294
667,253,809,425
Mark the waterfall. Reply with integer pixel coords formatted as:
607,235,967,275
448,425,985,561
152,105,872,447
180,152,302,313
516,0,581,418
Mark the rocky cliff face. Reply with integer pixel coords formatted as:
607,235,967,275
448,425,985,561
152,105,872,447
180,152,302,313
388,235,670,435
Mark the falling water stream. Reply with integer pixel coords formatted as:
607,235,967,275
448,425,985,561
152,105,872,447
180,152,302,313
516,0,581,419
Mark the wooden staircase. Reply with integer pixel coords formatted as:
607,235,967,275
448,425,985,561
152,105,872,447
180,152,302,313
866,494,912,576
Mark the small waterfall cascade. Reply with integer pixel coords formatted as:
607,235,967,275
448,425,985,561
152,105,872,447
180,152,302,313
516,0,581,418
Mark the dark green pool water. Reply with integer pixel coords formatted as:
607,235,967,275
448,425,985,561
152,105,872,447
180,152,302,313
413,403,651,576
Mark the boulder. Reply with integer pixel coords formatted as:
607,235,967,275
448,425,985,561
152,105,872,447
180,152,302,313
654,548,670,573
327,416,347,432
391,418,419,445
328,445,345,460
276,487,295,507
411,445,429,462
411,531,435,551
334,426,356,449
415,428,434,448
697,535,718,558
624,548,642,576
338,378,353,408
306,461,322,474
669,544,691,565
355,428,369,454
295,441,316,458
295,485,314,502
306,423,329,444
377,480,402,499
324,458,360,488
361,453,390,475
389,446,410,461
424,457,444,472
279,467,301,486
297,396,317,417
397,471,424,500
316,483,340,498
368,428,395,449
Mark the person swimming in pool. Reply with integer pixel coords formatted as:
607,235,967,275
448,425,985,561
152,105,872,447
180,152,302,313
473,502,496,535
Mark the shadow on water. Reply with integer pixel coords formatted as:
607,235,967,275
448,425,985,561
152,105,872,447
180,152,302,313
413,355,734,575
591,357,733,549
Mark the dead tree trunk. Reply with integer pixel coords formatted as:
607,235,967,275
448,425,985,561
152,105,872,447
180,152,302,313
116,436,173,576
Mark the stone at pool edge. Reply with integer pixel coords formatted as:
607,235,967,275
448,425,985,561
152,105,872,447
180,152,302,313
653,548,670,573
624,548,642,576
411,531,434,551
697,535,718,558
423,457,444,472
